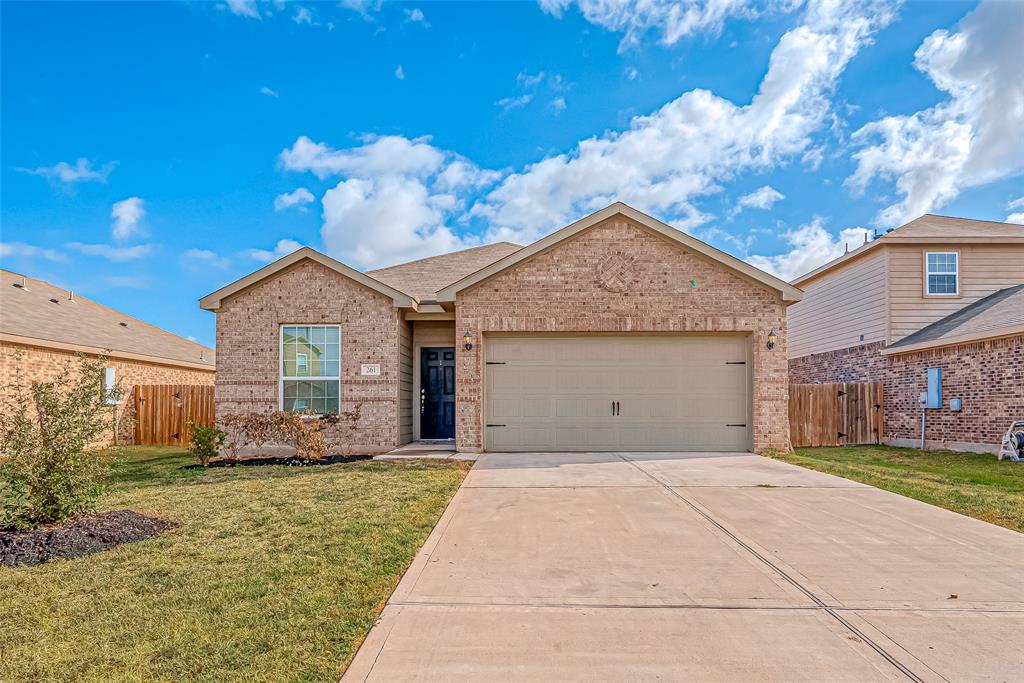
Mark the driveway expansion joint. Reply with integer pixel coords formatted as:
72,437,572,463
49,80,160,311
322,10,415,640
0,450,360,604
615,452,927,683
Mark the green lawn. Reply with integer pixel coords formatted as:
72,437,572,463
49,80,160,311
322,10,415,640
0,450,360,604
770,445,1024,532
0,446,467,682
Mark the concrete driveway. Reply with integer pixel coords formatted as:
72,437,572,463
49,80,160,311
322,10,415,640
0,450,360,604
344,452,1024,682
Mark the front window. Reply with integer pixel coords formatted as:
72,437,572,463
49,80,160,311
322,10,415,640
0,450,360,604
281,325,340,414
926,252,958,295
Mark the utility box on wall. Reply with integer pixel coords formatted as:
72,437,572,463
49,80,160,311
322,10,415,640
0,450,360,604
926,367,942,409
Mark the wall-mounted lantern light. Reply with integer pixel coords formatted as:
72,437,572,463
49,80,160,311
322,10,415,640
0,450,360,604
766,329,778,350
463,331,474,351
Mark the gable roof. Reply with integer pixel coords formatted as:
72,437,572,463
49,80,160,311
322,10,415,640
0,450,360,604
794,214,1024,286
199,247,416,311
367,242,522,301
435,202,803,303
883,284,1024,355
1,269,215,370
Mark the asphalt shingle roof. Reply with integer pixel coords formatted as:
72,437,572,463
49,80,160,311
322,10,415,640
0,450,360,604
366,242,522,300
1,269,215,368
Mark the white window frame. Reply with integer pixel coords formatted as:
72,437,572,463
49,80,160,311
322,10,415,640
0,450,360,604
279,324,341,415
924,251,959,297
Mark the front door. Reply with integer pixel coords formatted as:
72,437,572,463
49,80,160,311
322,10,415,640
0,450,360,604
421,347,456,439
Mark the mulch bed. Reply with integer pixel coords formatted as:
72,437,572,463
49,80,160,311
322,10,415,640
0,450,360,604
185,454,371,469
1,510,176,567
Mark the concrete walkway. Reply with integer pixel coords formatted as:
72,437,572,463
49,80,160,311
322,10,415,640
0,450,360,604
343,452,1024,682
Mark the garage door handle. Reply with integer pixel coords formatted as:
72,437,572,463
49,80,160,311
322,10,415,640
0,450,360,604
486,423,506,428
726,423,747,427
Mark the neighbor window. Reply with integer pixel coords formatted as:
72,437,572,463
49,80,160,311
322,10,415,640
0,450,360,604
925,252,958,295
281,325,340,414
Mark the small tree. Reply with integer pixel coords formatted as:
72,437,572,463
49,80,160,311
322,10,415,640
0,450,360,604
0,354,123,528
187,421,226,467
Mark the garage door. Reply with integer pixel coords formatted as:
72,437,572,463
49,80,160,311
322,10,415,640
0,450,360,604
485,335,751,452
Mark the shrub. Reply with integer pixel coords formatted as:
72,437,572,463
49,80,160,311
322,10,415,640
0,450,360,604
187,422,226,467
220,404,360,461
0,354,123,529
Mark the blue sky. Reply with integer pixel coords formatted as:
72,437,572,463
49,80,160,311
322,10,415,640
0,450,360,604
2,0,1022,348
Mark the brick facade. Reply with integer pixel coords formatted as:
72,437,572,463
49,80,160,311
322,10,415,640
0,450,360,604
214,259,400,454
886,336,1023,451
0,340,215,445
788,341,887,384
454,217,791,453
788,336,1023,452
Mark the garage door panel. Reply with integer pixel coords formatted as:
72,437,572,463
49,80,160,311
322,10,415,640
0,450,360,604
485,336,751,452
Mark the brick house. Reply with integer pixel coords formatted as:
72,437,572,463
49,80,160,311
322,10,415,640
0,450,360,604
1,269,216,444
788,215,1024,453
201,203,802,455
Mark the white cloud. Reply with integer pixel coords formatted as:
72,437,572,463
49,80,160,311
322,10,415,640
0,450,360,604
281,134,501,268
16,157,116,184
747,218,871,282
322,176,475,268
66,242,153,262
293,6,314,25
280,134,446,180
259,86,279,98
274,187,316,212
111,197,146,240
226,0,261,20
496,93,533,110
248,238,304,263
183,248,231,270
625,66,640,81
471,1,896,244
540,0,770,50
404,8,428,25
106,275,148,289
1007,197,1024,224
394,64,405,80
517,71,546,88
0,242,67,262
551,97,567,114
731,185,785,216
847,0,1024,227
340,0,382,21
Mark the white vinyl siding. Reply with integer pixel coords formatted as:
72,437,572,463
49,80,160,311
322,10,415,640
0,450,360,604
280,325,340,414
788,249,888,358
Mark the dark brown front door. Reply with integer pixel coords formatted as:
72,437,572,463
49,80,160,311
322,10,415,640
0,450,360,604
421,347,455,439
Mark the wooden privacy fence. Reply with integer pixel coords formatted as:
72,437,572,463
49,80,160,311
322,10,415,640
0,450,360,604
134,384,215,446
789,382,883,447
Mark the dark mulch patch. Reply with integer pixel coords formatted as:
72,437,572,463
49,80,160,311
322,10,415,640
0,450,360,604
1,510,176,567
183,454,371,470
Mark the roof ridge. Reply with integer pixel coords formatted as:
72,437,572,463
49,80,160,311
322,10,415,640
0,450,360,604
921,213,1021,226
366,241,522,274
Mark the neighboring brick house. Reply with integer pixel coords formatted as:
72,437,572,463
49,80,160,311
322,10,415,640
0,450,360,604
201,202,802,455
788,215,1024,453
0,269,215,444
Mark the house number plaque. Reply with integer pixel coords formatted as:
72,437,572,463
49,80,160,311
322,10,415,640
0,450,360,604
360,364,381,376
